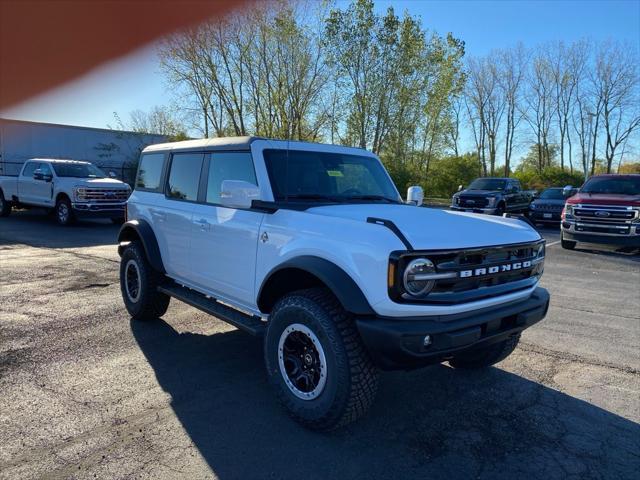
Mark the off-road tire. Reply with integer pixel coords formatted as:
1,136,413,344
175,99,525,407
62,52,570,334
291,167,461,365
561,231,576,250
264,288,379,431
55,196,75,226
0,190,11,217
495,203,505,217
449,333,521,369
119,242,170,321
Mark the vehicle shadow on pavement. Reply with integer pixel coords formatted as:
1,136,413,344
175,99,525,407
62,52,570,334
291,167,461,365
0,210,119,248
132,319,640,480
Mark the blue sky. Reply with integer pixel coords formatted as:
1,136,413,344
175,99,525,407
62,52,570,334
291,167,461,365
3,0,639,143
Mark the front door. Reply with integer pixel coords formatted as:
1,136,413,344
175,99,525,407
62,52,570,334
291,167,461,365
190,151,264,308
32,163,54,206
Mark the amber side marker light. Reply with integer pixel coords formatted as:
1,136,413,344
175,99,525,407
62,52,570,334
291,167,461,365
388,262,396,289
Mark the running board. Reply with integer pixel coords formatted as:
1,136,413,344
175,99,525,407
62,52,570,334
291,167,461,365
158,284,266,336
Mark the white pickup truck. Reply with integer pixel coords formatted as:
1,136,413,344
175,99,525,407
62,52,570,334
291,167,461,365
0,158,131,225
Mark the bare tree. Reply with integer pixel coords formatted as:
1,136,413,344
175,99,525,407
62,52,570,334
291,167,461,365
523,51,555,171
548,40,588,172
592,41,640,173
497,44,526,176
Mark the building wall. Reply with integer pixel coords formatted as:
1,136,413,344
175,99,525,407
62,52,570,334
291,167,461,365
0,119,169,179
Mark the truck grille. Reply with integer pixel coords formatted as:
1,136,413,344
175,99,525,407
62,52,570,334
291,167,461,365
77,188,130,203
459,196,488,208
392,240,545,305
572,204,639,236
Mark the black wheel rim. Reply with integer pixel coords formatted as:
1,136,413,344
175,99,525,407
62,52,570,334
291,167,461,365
124,260,141,302
278,324,327,400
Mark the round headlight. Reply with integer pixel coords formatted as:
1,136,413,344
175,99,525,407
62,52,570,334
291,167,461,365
403,258,436,297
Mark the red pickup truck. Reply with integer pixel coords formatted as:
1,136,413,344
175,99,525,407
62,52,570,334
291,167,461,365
561,174,640,250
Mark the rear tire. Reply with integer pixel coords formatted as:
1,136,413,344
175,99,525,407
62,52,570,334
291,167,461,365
119,242,170,321
264,288,378,431
449,334,521,369
0,190,11,217
561,231,576,250
55,196,75,225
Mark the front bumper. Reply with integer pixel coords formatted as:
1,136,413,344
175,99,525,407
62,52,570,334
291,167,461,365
562,221,640,247
72,202,126,219
450,205,497,214
355,287,550,370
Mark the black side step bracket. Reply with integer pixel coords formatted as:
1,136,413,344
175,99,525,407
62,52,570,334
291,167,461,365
158,284,266,337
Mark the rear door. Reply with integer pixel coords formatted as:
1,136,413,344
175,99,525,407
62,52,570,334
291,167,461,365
190,151,264,307
155,152,205,282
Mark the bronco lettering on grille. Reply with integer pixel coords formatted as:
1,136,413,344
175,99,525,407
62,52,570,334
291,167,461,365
460,260,532,278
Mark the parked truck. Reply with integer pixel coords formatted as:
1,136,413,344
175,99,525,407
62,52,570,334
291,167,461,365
561,174,640,250
451,177,534,216
0,158,131,225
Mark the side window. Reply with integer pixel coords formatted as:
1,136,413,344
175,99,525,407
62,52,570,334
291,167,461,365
206,152,257,205
167,153,205,201
39,163,52,176
136,153,165,191
512,180,521,191
21,162,39,177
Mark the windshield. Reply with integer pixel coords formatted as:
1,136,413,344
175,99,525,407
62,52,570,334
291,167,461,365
539,189,565,200
581,177,640,195
467,178,506,191
51,162,106,178
263,149,400,203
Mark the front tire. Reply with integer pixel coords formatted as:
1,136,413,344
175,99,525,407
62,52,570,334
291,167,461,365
55,196,75,225
119,242,170,321
0,190,11,217
264,288,378,431
449,334,521,369
495,203,505,216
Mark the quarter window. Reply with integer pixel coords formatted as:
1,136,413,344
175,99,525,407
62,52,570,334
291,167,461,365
206,152,257,204
167,153,204,201
136,153,165,190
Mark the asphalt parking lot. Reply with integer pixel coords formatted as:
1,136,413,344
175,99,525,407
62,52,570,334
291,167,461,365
1,210,639,480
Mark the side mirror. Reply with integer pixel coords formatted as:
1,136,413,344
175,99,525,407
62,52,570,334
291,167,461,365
562,185,574,197
108,171,117,179
406,186,424,206
220,180,260,209
33,170,52,182
457,184,464,192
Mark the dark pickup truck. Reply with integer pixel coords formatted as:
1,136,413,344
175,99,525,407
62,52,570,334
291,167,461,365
451,177,533,216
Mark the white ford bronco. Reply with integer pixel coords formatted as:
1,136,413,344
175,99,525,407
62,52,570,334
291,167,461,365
0,158,131,225
118,137,549,430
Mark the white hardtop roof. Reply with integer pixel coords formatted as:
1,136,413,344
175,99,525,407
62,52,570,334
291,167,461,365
142,136,373,156
28,158,91,164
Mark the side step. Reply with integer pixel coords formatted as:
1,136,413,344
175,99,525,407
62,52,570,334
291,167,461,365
158,284,266,336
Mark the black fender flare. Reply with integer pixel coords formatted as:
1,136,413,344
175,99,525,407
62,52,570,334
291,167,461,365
117,219,165,273
258,256,375,316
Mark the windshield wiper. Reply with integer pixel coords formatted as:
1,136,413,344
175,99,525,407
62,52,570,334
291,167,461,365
344,195,400,203
283,194,340,202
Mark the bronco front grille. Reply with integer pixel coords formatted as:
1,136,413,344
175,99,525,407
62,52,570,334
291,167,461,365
390,240,545,305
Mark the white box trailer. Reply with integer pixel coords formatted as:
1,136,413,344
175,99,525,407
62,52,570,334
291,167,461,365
0,118,168,183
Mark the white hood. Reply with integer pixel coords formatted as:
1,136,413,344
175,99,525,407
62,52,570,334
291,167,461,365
306,204,541,250
77,178,128,189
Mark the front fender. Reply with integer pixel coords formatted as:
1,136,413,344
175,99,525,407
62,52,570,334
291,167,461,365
117,219,165,273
